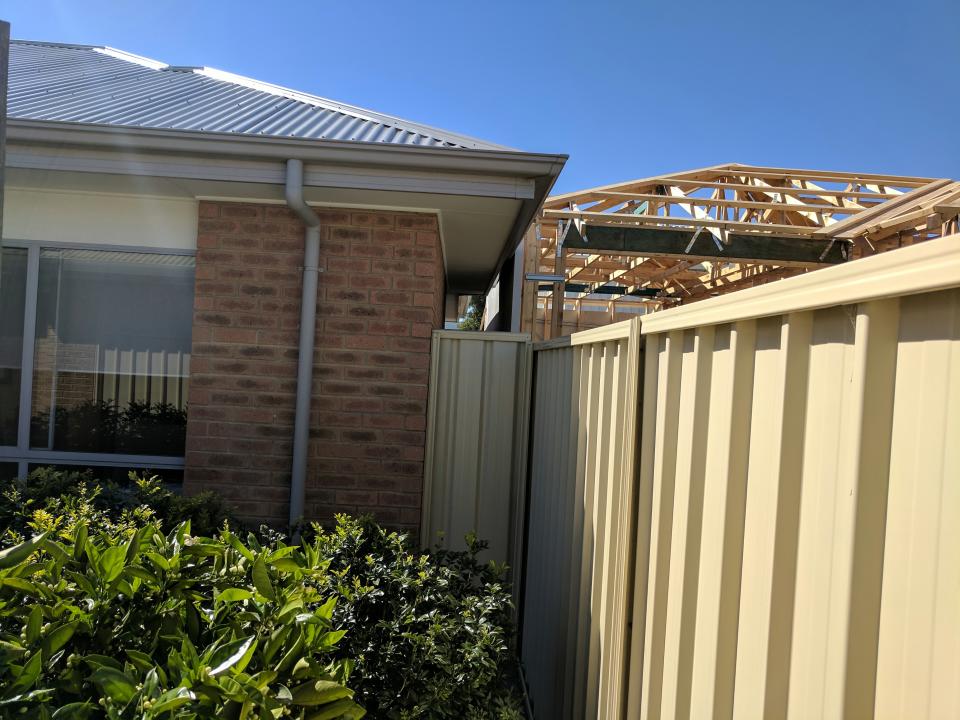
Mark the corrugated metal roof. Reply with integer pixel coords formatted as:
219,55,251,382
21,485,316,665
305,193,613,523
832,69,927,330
8,40,511,150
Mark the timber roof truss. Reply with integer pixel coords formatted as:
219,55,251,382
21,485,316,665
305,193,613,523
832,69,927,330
533,163,960,305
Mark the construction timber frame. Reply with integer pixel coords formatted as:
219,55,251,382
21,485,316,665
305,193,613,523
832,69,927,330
520,163,960,340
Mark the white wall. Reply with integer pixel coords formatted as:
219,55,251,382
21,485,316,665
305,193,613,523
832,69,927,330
3,187,198,250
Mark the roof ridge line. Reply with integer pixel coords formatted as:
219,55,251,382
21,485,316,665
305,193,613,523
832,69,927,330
11,40,171,71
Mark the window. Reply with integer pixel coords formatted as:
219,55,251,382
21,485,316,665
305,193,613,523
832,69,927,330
26,464,184,488
0,248,27,446
0,243,194,477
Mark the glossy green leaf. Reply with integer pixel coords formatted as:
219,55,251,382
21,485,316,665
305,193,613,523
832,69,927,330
51,701,94,718
91,667,137,704
216,587,254,605
144,552,170,572
270,557,302,573
25,606,43,645
0,577,39,594
99,546,126,583
7,652,42,694
150,687,195,713
252,557,274,601
209,636,257,676
41,622,77,661
315,597,337,622
71,524,87,561
291,679,352,706
316,630,347,648
304,698,366,720
0,533,48,570
124,649,155,672
83,654,124,671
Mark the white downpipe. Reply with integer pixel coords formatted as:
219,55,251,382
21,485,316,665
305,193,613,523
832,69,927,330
284,159,320,528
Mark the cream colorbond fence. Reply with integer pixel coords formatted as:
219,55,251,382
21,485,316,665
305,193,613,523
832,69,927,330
518,233,960,720
521,320,643,720
421,330,531,582
632,234,960,720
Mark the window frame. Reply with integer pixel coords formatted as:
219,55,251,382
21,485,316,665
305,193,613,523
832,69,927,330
0,238,195,479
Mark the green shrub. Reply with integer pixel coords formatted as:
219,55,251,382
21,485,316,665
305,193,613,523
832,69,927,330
0,521,364,719
307,517,524,720
0,470,525,719
0,468,236,540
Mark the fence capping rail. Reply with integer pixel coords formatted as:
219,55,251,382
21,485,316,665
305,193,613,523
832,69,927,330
640,232,960,335
533,317,637,351
431,329,531,343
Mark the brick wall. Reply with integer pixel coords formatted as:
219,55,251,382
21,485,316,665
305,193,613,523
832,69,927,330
183,202,444,532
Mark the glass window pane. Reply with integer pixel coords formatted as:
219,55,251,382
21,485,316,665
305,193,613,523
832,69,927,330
30,249,195,456
0,248,28,446
0,463,19,483
27,463,183,488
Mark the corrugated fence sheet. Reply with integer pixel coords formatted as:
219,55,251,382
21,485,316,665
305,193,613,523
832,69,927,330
521,319,643,720
631,234,960,720
421,331,531,581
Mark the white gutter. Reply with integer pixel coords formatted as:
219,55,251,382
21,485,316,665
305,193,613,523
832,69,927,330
6,119,566,177
284,159,321,528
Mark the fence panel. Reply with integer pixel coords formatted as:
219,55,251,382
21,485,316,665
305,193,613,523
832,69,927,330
630,234,960,720
421,330,531,581
521,319,643,720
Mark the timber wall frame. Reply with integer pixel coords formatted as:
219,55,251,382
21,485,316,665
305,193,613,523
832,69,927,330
521,164,960,341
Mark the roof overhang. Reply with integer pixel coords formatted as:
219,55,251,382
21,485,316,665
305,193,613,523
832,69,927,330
5,119,567,292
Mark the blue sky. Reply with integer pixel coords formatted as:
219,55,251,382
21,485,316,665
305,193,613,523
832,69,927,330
5,0,959,193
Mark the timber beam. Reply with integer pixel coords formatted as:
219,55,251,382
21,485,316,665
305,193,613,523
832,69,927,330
563,224,849,266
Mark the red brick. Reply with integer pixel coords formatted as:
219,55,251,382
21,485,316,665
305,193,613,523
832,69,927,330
352,212,396,227
390,336,430,353
239,284,278,297
344,335,386,350
351,275,390,289
390,307,433,323
196,280,237,296
216,297,258,312
326,319,366,334
342,398,383,413
372,259,414,274
372,290,410,305
327,288,368,303
397,216,438,230
327,257,370,273
185,201,444,530
219,266,256,280
221,236,261,250
372,229,413,244
212,327,258,344
222,205,262,219
367,321,409,336
378,491,420,508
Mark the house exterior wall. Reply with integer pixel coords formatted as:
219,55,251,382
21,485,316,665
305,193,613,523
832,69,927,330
3,187,198,249
183,201,445,532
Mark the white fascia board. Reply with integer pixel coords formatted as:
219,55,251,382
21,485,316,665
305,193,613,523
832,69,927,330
6,120,566,179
